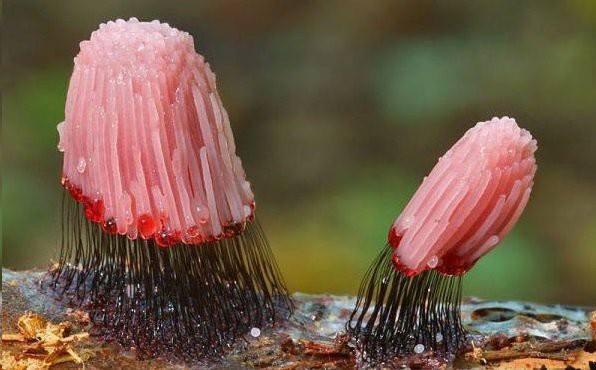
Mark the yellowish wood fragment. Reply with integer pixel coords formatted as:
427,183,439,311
1,312,93,369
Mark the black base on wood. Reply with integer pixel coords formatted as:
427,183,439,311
346,244,465,363
45,194,293,361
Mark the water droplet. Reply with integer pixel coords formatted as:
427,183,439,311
126,284,134,298
102,218,117,234
488,235,500,247
413,343,425,354
427,255,439,268
137,214,157,238
155,229,176,247
84,199,104,223
77,157,87,173
382,277,389,285
435,333,443,342
402,216,414,228
250,327,261,338
57,122,66,152
196,206,209,224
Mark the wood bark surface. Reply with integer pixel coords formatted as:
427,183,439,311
2,269,594,369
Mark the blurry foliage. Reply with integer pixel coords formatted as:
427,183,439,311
2,1,595,304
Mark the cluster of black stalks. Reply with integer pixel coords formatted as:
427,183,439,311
46,193,465,363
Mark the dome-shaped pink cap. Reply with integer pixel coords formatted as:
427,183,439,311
58,18,254,245
389,117,537,276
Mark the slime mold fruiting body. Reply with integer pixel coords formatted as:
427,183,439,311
57,18,253,243
48,18,292,360
347,117,537,363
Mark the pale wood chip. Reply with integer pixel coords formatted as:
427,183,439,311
1,351,50,370
1,333,26,342
3,312,93,369
17,313,47,340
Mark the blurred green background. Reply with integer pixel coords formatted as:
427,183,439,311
2,1,595,305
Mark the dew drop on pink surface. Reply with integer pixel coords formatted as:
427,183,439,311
76,157,86,173
196,206,209,224
102,218,118,234
389,117,537,276
426,255,439,268
57,18,255,243
137,214,157,239
155,229,180,247
84,199,104,223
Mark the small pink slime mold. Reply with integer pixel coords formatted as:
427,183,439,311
389,117,537,276
347,117,537,363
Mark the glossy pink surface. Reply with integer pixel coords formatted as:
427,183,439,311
389,117,537,276
58,18,254,244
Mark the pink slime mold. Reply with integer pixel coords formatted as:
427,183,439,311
389,117,537,276
57,18,254,245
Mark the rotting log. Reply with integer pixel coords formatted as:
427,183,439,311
2,268,595,369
